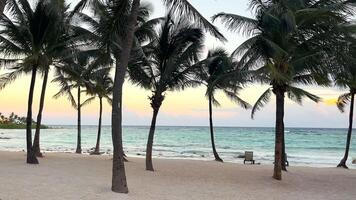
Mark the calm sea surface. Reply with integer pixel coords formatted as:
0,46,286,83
1,126,355,167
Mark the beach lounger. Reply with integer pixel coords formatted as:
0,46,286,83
243,151,255,164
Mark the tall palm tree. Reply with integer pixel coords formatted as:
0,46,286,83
333,29,356,169
110,0,140,193
0,0,72,164
52,52,93,154
33,0,75,157
195,48,250,162
128,14,204,171
72,0,163,192
73,0,224,193
86,67,113,155
213,0,350,180
336,77,356,169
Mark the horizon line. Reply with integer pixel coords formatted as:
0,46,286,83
45,124,352,129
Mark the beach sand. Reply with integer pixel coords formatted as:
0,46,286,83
0,151,355,200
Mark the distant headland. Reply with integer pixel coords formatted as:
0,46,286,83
0,112,49,129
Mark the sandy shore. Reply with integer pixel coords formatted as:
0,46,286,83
0,151,356,200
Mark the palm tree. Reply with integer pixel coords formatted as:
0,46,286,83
110,0,139,193
73,0,224,193
86,67,113,155
195,48,250,162
336,77,356,169
33,0,75,157
333,29,356,169
72,0,163,192
0,0,72,164
52,52,94,154
128,14,204,171
213,0,350,180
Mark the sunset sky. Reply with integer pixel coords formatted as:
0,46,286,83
0,0,350,128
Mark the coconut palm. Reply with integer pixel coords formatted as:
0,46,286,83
86,67,113,155
194,48,250,162
52,51,94,154
335,74,356,168
72,0,160,155
213,0,351,180
0,0,75,157
0,0,73,164
128,14,204,171
333,28,356,168
72,0,163,192
32,0,76,157
73,0,224,193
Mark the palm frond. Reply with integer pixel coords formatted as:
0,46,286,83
0,66,23,90
212,13,258,36
223,89,251,109
287,86,321,105
81,96,96,107
251,88,272,119
162,0,225,41
337,92,352,112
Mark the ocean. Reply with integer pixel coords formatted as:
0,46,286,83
0,126,355,168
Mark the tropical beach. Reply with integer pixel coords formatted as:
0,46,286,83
1,0,356,199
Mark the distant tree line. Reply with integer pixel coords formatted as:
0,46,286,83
0,112,49,129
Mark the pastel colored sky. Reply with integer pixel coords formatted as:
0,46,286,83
0,0,350,127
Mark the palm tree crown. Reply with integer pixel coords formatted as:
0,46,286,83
194,48,251,162
213,0,352,179
128,14,204,171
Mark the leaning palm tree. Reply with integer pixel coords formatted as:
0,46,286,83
333,29,356,168
128,14,204,171
0,0,71,164
213,0,351,180
195,48,250,162
86,67,113,155
335,72,356,169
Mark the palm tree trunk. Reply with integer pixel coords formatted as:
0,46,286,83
26,67,39,164
209,95,223,162
146,93,164,171
33,68,49,157
337,92,355,169
111,0,141,193
146,106,160,171
273,87,285,180
281,129,287,171
92,97,103,155
112,59,129,193
76,86,82,154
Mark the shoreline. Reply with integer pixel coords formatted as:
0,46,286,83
1,151,356,200
0,149,356,169
1,149,353,169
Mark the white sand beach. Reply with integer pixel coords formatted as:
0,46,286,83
0,151,355,200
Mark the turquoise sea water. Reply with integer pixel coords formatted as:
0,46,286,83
0,126,355,167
